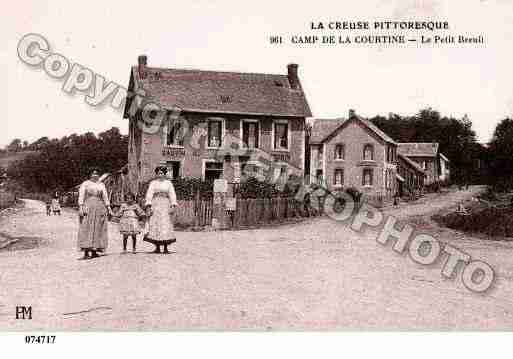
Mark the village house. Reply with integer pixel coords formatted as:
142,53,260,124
123,56,311,193
397,143,441,185
396,153,426,197
308,111,399,200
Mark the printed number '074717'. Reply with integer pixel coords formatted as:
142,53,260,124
25,335,56,344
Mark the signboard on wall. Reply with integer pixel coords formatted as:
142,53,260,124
213,179,228,193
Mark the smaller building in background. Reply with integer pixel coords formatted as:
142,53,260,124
397,143,440,185
309,111,399,200
397,153,426,197
439,153,450,182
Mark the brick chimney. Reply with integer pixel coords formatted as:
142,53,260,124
138,55,147,79
348,109,356,119
287,63,300,90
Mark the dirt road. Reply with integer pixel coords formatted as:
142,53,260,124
1,187,513,330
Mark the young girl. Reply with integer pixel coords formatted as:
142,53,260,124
51,195,61,215
116,193,145,253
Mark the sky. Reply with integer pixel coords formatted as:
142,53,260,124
2,0,513,147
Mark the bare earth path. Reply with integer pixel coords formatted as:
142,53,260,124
1,187,513,330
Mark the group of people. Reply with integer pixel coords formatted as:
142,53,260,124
76,165,178,260
45,195,61,216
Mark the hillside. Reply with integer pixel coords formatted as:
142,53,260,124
0,151,38,168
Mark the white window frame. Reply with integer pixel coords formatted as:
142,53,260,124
333,168,344,188
239,119,261,149
272,119,291,152
164,159,184,180
201,159,224,181
362,168,374,187
334,143,345,161
363,143,374,161
163,116,187,148
206,117,225,149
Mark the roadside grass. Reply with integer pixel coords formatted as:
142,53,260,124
0,190,16,210
432,205,513,240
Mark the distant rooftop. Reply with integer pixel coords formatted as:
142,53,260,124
397,142,439,157
310,116,396,145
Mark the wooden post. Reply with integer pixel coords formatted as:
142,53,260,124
212,179,228,230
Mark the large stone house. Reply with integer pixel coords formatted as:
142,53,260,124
308,111,399,199
124,56,311,193
397,143,440,185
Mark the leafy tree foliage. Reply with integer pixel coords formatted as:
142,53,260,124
369,108,481,184
488,118,513,191
6,127,128,193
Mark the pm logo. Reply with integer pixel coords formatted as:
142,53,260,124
16,306,32,319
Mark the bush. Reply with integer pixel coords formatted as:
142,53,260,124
425,181,442,193
138,175,302,204
234,177,281,199
489,176,513,193
433,207,513,239
138,177,213,201
344,186,363,203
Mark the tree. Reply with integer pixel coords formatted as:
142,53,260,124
370,108,479,184
6,127,128,193
488,118,513,190
7,139,22,152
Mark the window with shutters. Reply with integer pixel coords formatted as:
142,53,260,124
241,120,259,149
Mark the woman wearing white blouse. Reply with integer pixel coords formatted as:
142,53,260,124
144,165,178,254
77,168,113,259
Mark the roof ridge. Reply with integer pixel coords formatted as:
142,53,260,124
135,65,288,77
398,142,439,144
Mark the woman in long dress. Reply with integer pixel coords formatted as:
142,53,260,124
143,165,178,254
77,168,113,259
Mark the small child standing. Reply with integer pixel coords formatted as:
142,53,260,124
45,200,52,216
116,193,145,253
51,196,61,215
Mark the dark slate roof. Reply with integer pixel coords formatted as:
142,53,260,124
398,153,425,174
310,117,397,145
127,66,311,117
397,142,439,157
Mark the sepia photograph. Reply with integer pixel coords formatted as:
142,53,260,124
2,0,513,356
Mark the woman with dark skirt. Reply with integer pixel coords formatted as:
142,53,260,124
143,165,178,254
77,168,113,259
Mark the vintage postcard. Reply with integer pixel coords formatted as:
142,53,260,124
2,0,513,347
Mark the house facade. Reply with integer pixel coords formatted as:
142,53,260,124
124,56,311,193
309,112,399,199
397,143,440,185
397,153,426,197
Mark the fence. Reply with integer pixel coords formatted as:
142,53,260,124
172,197,321,229
229,197,319,228
363,192,394,208
174,199,214,228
